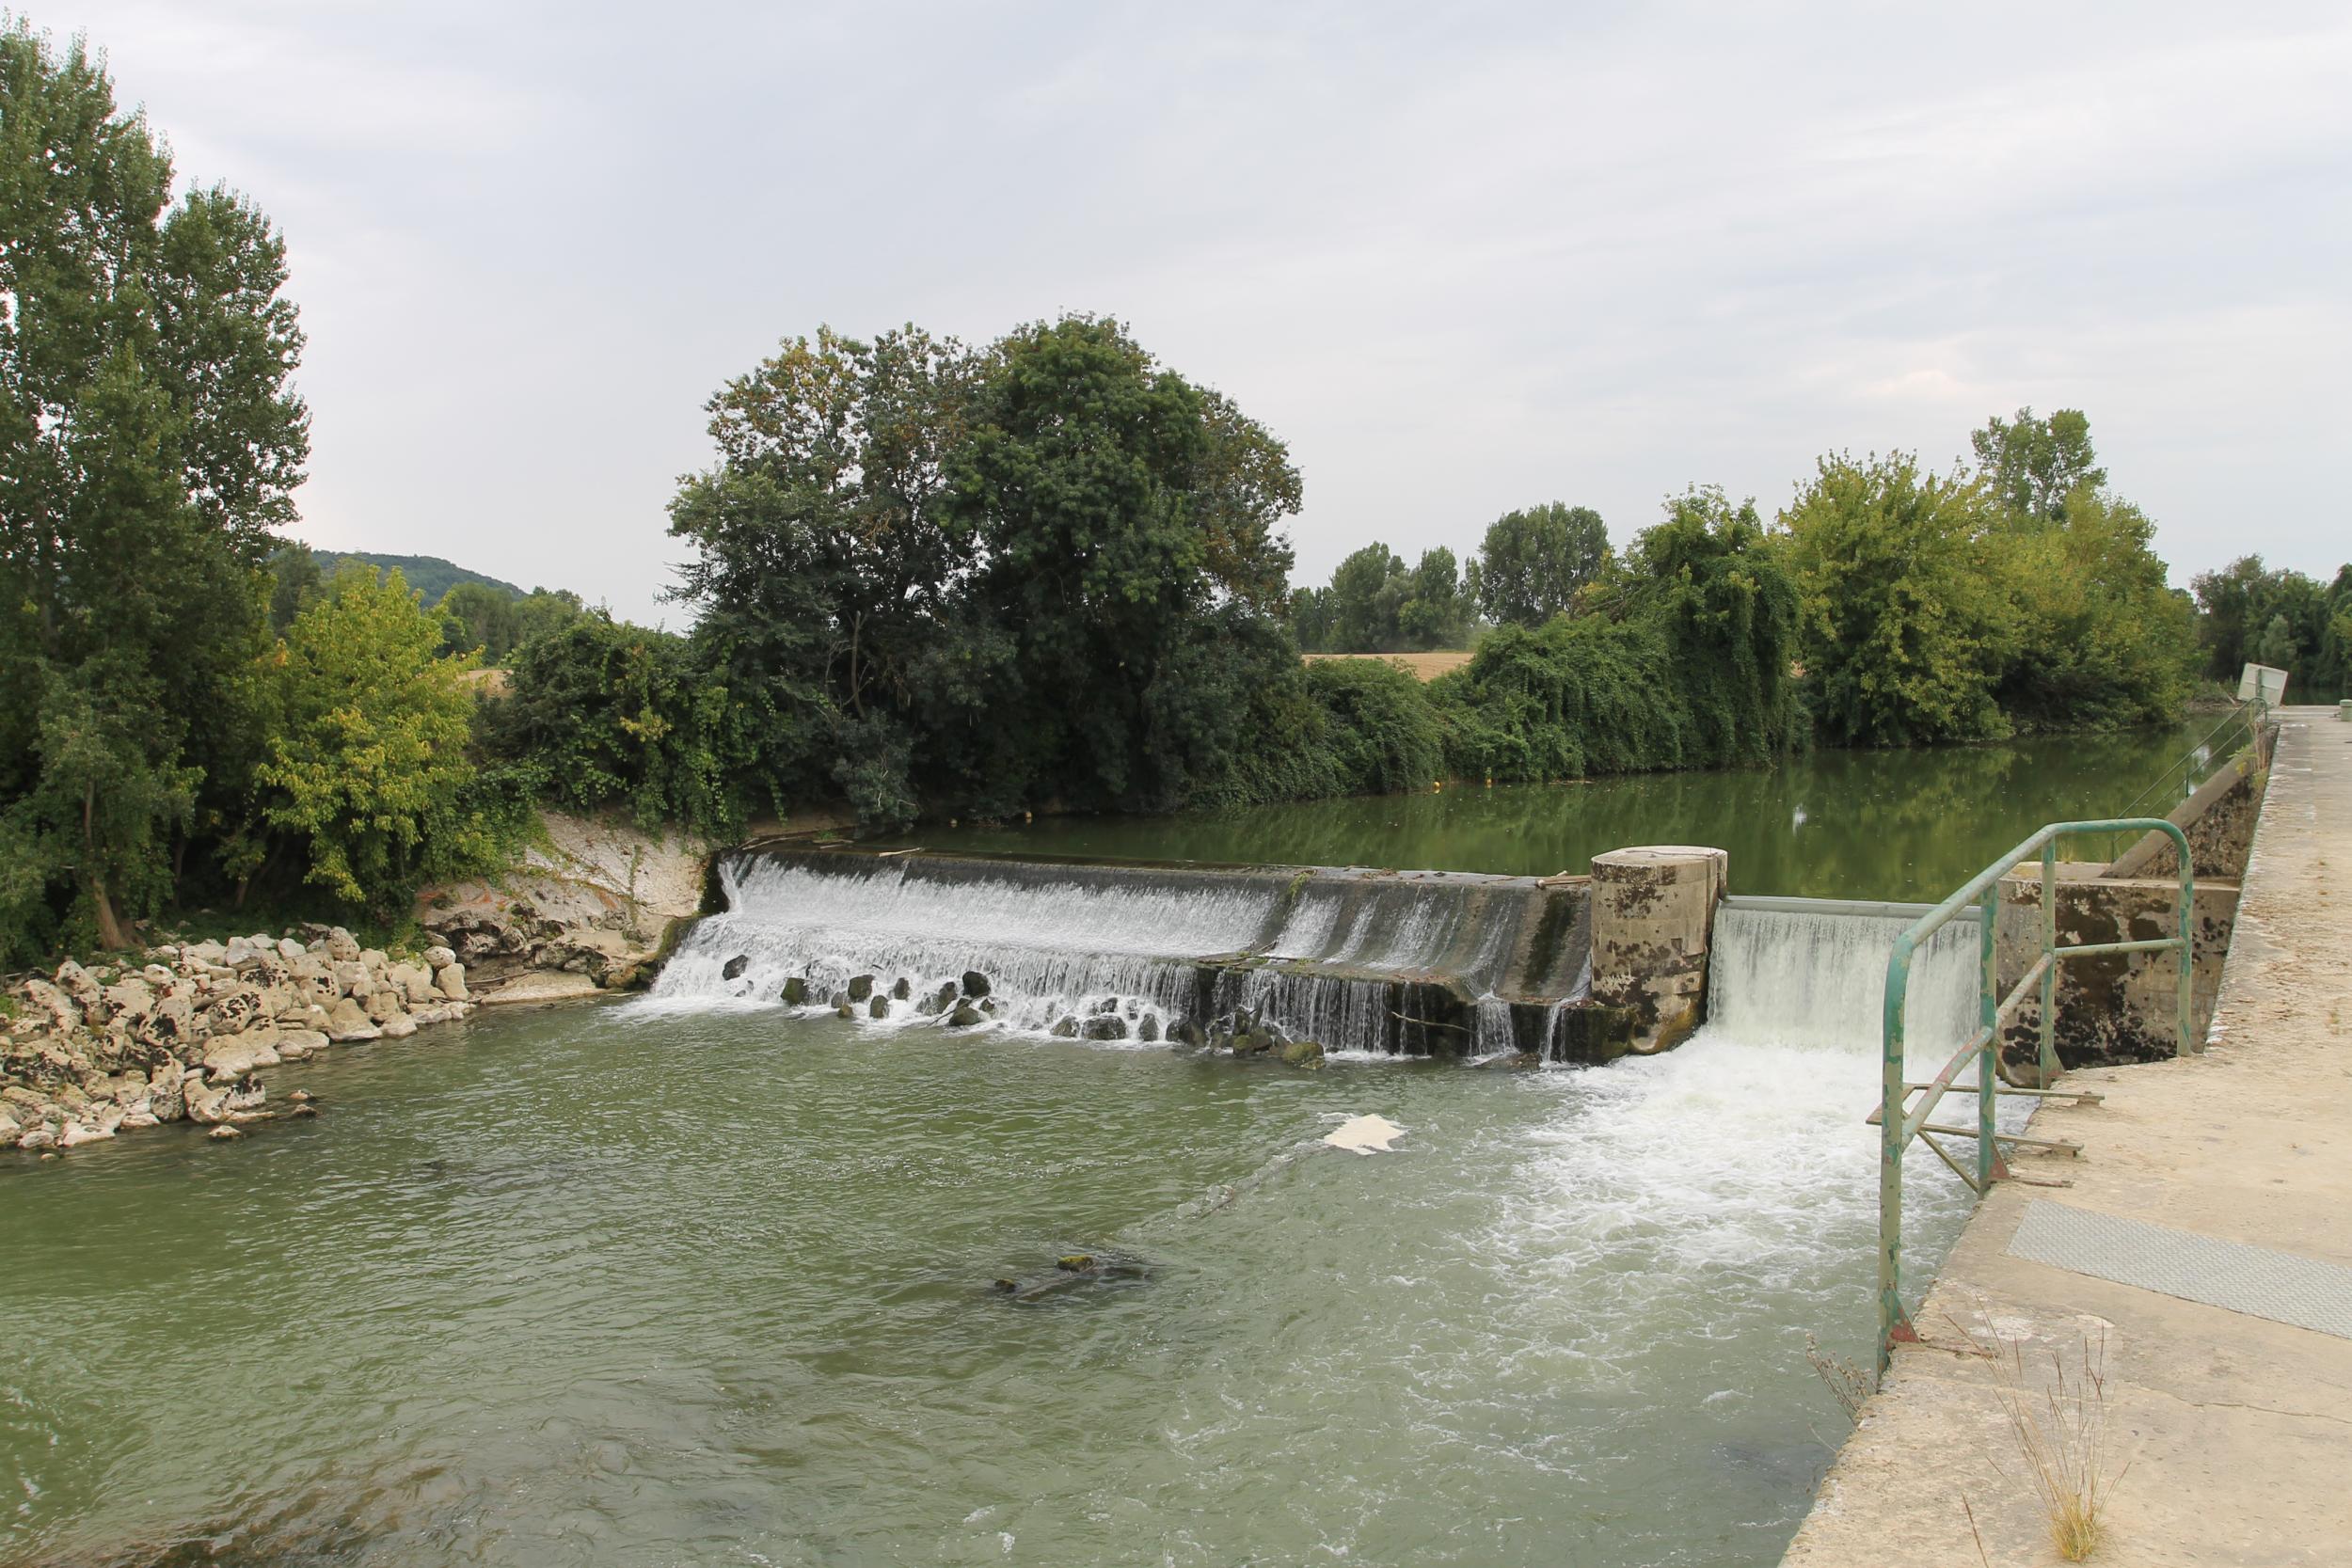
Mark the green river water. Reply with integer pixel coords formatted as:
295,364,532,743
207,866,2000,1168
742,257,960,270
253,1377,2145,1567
1,725,2211,1567
900,724,2211,897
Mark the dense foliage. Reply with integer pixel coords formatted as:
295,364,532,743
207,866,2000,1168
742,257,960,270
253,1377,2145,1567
0,29,514,960
2191,556,2352,702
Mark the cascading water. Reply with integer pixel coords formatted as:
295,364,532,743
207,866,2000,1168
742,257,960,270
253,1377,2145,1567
652,849,1595,1056
1706,904,1979,1064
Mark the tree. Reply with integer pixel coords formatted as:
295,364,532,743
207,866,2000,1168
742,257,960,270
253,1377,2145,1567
1476,503,1610,625
950,316,1299,813
268,542,324,632
1990,485,2196,727
1969,408,2105,524
1327,543,1404,651
1287,585,1335,652
1395,546,1471,649
1623,487,1801,766
668,324,982,823
0,24,309,945
253,568,490,909
1779,452,2016,746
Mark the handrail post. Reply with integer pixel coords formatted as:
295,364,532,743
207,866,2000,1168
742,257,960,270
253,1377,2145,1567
1879,938,1914,1375
2039,842,2058,1082
1976,886,1996,1192
2176,827,2197,1056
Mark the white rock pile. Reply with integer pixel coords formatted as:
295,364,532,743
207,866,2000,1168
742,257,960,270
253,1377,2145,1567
1,930,473,1153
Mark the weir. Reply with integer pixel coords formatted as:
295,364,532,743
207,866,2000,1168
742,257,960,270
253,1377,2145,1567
657,845,1997,1067
656,847,1623,1057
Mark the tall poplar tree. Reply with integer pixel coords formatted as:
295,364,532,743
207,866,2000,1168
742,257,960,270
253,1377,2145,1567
0,24,309,949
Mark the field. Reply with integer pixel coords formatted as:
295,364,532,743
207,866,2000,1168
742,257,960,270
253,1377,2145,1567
1301,650,1473,680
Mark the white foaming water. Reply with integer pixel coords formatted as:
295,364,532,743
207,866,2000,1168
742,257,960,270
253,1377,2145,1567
1488,904,1996,1361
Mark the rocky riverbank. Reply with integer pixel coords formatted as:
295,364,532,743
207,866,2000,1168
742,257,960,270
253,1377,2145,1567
0,930,477,1153
2,811,714,1158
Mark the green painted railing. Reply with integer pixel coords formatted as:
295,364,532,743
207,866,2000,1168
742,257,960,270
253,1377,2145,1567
1873,816,2196,1375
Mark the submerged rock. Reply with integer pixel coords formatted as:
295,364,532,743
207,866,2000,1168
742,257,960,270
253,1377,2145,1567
1136,1015,1161,1043
890,977,911,1001
990,1249,1153,1302
1050,1016,1079,1037
1279,1038,1326,1069
947,1003,984,1028
722,954,750,982
846,974,875,1003
867,995,889,1019
780,977,809,1006
961,970,991,999
834,1003,856,1020
1081,1015,1129,1042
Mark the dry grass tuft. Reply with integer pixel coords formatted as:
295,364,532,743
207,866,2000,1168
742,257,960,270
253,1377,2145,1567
1805,1332,1872,1424
1987,1328,2123,1561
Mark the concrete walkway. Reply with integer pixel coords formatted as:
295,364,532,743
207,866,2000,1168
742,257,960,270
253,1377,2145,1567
1785,708,2352,1567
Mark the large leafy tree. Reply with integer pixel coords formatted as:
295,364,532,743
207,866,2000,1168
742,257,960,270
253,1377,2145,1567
1623,487,1801,766
667,325,980,823
1476,502,1610,626
951,316,1299,812
1326,542,1404,651
0,24,309,948
1779,452,2016,746
1969,407,2105,525
1992,485,2197,726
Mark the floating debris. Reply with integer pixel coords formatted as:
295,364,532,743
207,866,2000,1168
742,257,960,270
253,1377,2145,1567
1322,1114,1406,1155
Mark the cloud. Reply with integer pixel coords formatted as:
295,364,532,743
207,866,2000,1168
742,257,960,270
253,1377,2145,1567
35,0,2352,613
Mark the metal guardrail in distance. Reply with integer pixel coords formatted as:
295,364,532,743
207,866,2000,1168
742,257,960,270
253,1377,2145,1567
1872,816,2195,1375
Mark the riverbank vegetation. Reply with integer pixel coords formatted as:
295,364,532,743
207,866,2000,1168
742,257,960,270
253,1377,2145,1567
4,18,2347,967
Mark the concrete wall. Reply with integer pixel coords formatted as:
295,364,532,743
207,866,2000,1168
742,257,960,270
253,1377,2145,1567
1991,730,2269,1075
1994,866,2239,1078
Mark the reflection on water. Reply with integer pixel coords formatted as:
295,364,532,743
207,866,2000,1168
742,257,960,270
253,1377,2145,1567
4,988,1989,1568
899,726,2204,898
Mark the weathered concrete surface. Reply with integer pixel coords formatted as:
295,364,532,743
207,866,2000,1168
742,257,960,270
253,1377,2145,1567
1786,709,2352,1567
1994,864,2240,1076
1588,845,1726,1053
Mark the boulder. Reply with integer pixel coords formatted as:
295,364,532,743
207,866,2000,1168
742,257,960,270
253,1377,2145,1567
276,937,307,961
1136,1015,1161,1043
961,971,991,999
17,1127,57,1151
1081,1015,1129,1042
1279,1038,1326,1069
846,974,875,1004
275,1029,329,1062
202,1032,280,1080
325,997,379,1042
890,977,911,1001
834,1002,856,1020
780,977,809,1006
325,927,361,961
867,995,889,1019
332,960,371,997
379,1012,419,1039
948,1003,984,1028
1050,1016,1079,1038
389,962,440,1007
435,962,469,1001
422,945,456,970
721,954,750,982
149,1064,186,1123
477,973,601,1006
209,1124,245,1141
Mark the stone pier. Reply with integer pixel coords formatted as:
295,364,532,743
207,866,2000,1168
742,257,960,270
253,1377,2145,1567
1588,845,1727,1053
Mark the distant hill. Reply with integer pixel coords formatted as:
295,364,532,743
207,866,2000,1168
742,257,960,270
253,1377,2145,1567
310,551,527,604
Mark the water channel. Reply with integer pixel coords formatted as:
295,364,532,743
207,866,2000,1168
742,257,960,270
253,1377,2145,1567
1,725,2208,1567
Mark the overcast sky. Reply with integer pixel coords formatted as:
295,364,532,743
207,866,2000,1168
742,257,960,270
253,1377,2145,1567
40,1,2352,624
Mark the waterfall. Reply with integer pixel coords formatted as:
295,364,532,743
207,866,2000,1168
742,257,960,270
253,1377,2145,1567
1705,904,1980,1066
651,849,1593,1055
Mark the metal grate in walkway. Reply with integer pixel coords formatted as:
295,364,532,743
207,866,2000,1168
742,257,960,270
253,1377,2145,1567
2006,1199,2352,1339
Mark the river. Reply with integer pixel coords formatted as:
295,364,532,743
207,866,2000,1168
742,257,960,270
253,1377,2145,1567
1,726,2206,1566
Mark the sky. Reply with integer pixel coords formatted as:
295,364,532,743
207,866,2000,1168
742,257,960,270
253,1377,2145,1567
35,1,2352,625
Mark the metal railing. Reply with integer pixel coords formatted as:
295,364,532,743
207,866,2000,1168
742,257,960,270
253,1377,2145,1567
1872,817,2195,1373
